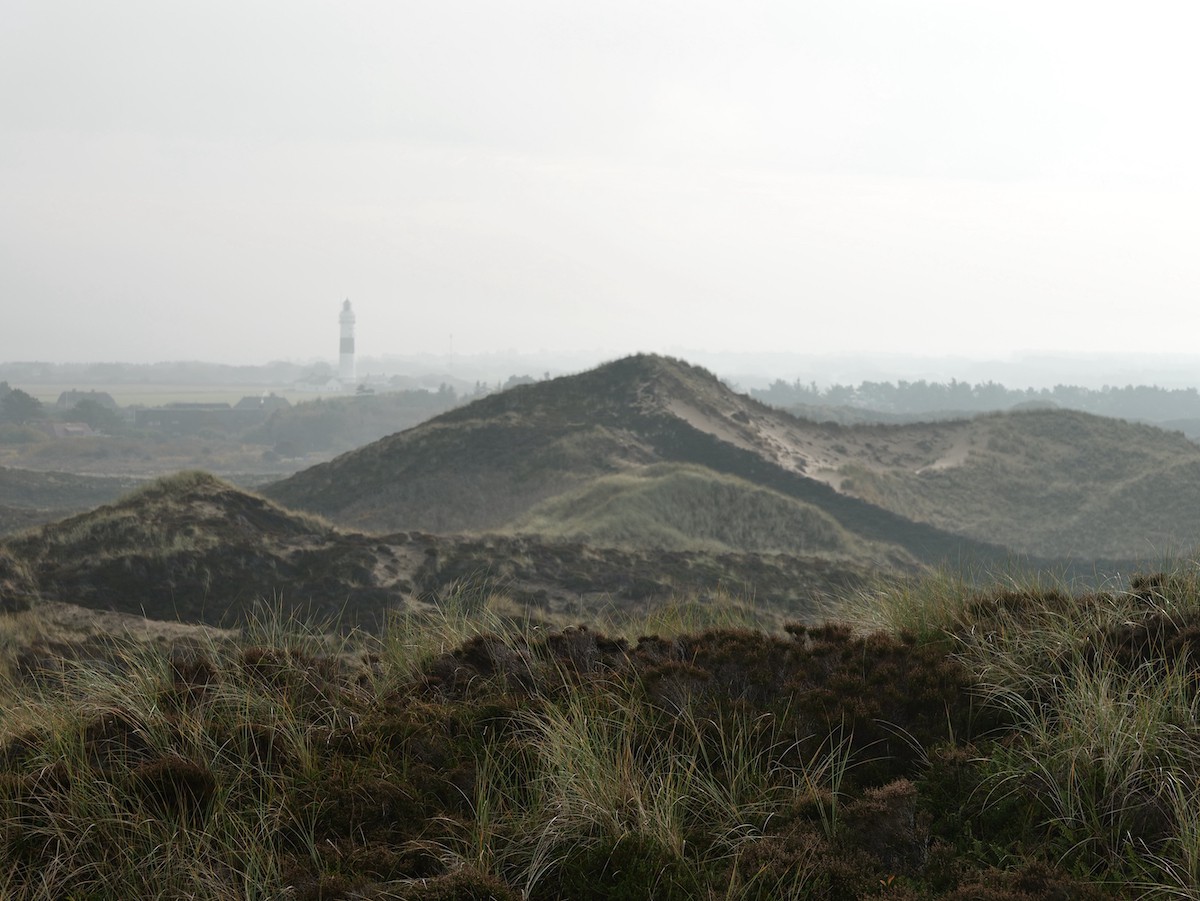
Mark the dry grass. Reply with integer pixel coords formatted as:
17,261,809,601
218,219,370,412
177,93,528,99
846,562,1200,896
3,571,1200,897
509,463,869,559
835,410,1200,560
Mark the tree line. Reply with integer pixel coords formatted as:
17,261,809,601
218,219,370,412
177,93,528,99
751,378,1200,423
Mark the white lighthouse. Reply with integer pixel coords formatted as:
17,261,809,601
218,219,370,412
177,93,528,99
339,299,356,387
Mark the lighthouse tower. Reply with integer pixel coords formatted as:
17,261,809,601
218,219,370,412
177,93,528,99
339,299,356,387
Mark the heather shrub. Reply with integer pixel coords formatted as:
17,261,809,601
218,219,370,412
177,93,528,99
6,574,1200,897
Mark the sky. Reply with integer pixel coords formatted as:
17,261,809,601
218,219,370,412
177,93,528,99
4,1,1200,367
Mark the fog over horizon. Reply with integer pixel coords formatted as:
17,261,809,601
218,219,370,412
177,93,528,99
5,2,1200,369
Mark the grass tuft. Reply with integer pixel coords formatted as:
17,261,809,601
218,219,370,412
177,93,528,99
3,570,1200,896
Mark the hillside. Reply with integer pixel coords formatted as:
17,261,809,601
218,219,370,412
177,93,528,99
1,472,867,627
1,472,406,627
268,354,1200,562
509,462,883,560
826,409,1200,558
263,357,672,533
264,355,1012,568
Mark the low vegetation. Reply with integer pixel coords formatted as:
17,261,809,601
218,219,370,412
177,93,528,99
16,354,1200,566
261,354,1200,566
1,471,870,629
0,472,398,628
9,354,1200,897
833,409,1200,559
0,467,143,537
261,355,1009,569
3,568,1200,898
508,463,880,561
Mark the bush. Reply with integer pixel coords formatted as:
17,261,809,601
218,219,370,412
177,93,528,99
0,424,46,445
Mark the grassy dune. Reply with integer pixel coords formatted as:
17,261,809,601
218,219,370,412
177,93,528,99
3,571,1200,898
2,470,873,628
510,463,876,560
264,355,1008,568
838,409,1200,559
0,472,402,628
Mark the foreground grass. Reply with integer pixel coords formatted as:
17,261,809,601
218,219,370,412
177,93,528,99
2,575,1200,898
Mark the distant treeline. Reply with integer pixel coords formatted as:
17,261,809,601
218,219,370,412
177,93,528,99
751,379,1200,424
246,388,458,456
252,375,543,455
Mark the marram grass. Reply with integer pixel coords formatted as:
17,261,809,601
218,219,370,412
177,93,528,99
2,573,1200,897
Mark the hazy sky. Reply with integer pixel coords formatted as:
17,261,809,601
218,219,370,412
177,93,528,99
4,1,1200,365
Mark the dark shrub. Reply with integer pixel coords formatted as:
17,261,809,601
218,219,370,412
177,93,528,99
82,707,155,769
842,779,928,873
165,650,218,704
734,825,878,901
945,861,1110,900
534,833,698,901
129,754,216,825
385,866,521,900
